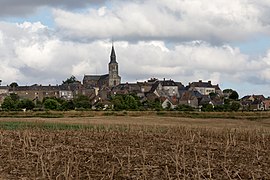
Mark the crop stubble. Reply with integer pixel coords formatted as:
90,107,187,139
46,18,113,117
0,116,269,179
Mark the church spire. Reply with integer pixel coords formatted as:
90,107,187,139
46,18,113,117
110,43,117,63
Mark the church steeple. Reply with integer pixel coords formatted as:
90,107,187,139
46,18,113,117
110,44,117,63
108,43,121,87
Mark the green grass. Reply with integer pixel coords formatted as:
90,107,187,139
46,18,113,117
0,121,133,132
0,121,91,130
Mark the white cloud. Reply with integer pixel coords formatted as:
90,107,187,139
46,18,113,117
53,0,270,43
1,20,270,96
0,0,105,16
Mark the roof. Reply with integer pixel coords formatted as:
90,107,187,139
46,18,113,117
99,74,109,81
175,82,185,90
110,45,117,63
0,86,9,90
83,74,109,83
13,85,60,91
241,95,265,101
188,80,214,88
160,80,177,86
149,81,160,93
112,83,141,93
59,83,82,91
83,75,102,81
179,91,198,101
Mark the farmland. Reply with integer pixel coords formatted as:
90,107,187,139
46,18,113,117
0,113,269,179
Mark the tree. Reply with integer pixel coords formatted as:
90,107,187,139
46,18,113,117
201,104,214,112
43,99,60,110
146,98,162,111
10,82,18,88
1,94,21,110
223,89,233,94
1,96,15,110
209,92,218,100
111,95,126,110
125,95,138,110
17,99,35,110
10,93,20,102
230,102,240,111
61,100,75,111
229,91,239,100
62,75,78,84
73,95,91,109
223,89,239,100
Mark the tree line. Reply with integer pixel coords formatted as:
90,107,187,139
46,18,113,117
1,94,91,111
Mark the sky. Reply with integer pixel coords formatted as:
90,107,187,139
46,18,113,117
0,0,270,97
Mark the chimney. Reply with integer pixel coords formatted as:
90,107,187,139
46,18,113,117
208,81,211,84
199,80,202,82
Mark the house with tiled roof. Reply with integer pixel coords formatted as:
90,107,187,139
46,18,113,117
179,91,199,108
10,84,60,102
240,95,266,111
187,80,221,96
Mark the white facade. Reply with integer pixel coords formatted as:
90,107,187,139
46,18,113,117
60,90,73,100
195,87,215,95
162,86,179,97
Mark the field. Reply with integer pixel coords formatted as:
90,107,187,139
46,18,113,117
0,113,269,179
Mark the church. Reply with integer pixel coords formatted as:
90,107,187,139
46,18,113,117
83,45,121,88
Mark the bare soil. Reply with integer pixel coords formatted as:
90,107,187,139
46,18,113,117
0,116,269,179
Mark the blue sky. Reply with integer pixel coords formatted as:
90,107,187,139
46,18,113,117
1,7,54,27
0,0,270,97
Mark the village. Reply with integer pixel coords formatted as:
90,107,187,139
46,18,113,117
0,45,269,112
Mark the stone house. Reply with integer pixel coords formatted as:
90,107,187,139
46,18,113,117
11,84,60,102
187,80,220,96
263,98,270,110
179,91,199,108
240,95,266,111
161,97,177,109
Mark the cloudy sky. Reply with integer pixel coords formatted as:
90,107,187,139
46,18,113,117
1,0,270,97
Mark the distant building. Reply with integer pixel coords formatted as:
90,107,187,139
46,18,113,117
187,80,221,95
83,45,121,88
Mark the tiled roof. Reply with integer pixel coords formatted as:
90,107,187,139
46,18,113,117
83,75,102,81
160,80,177,86
13,85,60,91
189,81,212,88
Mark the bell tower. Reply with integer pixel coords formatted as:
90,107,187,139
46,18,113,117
108,44,121,87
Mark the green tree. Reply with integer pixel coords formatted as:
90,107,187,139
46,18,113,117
209,92,218,100
10,82,18,88
62,75,78,84
1,96,16,110
125,95,138,110
229,91,239,100
43,99,60,110
146,98,162,111
61,100,75,111
111,95,126,110
17,99,35,110
73,95,91,109
10,93,20,102
201,104,214,112
223,89,233,94
230,101,240,111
